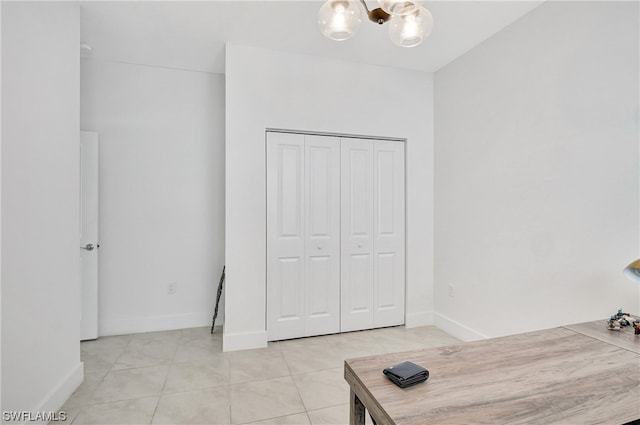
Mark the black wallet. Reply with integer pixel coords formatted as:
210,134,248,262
383,361,429,388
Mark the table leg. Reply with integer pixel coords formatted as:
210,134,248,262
350,388,366,425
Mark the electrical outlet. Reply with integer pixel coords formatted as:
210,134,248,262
168,282,177,295
447,284,455,298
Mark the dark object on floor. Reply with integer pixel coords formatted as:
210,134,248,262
383,361,429,388
210,266,225,334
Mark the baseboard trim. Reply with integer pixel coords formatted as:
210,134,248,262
33,362,83,423
223,329,268,352
100,312,217,336
434,312,489,341
405,310,434,328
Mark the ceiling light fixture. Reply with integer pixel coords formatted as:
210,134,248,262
318,0,433,47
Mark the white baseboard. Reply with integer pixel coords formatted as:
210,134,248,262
405,310,434,328
100,312,217,336
32,362,83,423
434,312,489,341
222,328,268,352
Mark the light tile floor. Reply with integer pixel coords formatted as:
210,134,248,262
58,325,460,425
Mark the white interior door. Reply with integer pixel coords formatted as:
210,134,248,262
304,135,340,337
80,131,99,341
340,138,375,332
267,132,306,340
373,141,405,327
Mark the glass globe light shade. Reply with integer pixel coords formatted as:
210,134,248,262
388,7,433,48
378,0,423,16
318,0,362,41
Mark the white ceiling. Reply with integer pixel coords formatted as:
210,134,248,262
79,0,544,74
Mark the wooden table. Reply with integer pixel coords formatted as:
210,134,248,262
344,321,640,425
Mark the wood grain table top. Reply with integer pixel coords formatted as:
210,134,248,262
563,319,640,354
344,323,640,425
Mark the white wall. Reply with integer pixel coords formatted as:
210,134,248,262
1,1,83,412
225,45,434,351
0,1,4,413
81,60,226,335
434,1,640,340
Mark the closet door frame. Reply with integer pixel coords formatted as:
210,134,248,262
266,129,407,341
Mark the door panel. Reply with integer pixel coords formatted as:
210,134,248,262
80,131,99,341
304,135,340,337
376,151,396,235
280,149,302,237
307,146,330,236
308,256,331,316
373,141,405,327
267,133,305,340
341,138,374,332
349,253,372,311
376,252,397,309
278,257,303,318
350,150,370,236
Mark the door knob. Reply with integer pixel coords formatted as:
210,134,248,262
317,245,323,250
81,243,95,251
357,242,363,248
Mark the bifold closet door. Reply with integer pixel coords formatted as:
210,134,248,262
340,139,375,332
304,136,341,337
267,132,305,340
267,132,340,341
372,140,405,328
341,138,405,332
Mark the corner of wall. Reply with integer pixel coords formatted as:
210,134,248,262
434,312,489,342
100,312,214,336
222,327,268,352
405,310,434,328
35,362,84,417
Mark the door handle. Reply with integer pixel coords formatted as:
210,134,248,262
81,243,95,251
357,242,363,248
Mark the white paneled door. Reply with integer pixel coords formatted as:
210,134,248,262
267,132,405,341
340,138,375,332
267,133,306,340
80,131,99,341
340,139,405,332
372,141,405,328
267,133,340,340
304,136,341,337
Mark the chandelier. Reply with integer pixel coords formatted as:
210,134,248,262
318,0,434,48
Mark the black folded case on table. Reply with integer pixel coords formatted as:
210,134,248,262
383,361,429,388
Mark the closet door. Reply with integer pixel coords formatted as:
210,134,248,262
267,133,340,340
304,135,340,336
267,132,306,340
341,138,375,332
268,132,405,339
373,141,405,327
